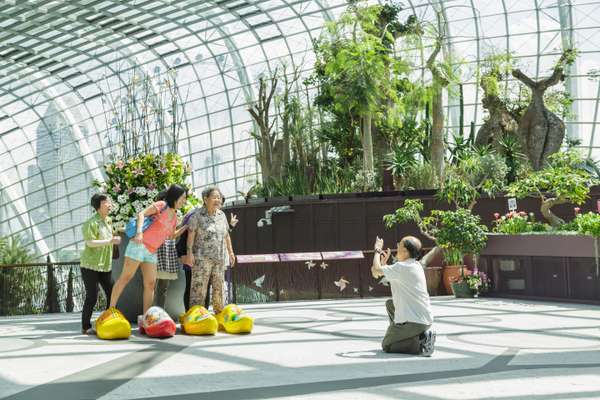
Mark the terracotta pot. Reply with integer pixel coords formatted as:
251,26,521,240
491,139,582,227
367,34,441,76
442,265,471,295
424,266,443,296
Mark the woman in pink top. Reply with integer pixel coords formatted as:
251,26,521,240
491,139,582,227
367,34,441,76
110,184,188,314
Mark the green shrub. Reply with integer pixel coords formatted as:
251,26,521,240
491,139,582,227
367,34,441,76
424,208,488,265
0,235,40,316
575,212,600,236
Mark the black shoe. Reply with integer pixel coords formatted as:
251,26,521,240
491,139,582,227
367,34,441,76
420,329,436,357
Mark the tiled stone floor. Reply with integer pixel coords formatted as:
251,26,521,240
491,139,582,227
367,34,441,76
1,297,600,400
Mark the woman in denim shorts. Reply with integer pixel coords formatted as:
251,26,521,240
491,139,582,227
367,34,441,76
109,184,187,314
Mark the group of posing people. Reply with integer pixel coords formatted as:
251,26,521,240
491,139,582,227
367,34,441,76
79,184,236,335
79,183,436,356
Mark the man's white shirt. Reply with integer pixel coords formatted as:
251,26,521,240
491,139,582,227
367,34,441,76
381,259,433,325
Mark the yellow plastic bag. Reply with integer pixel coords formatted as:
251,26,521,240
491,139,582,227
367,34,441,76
216,304,253,334
179,305,218,335
96,307,131,340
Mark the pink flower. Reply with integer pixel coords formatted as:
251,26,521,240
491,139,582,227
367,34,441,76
158,166,168,174
493,213,500,219
574,207,581,215
519,211,527,217
115,160,125,169
132,167,144,176
113,184,121,193
148,183,156,191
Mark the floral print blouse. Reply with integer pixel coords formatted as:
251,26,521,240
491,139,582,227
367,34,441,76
188,207,229,262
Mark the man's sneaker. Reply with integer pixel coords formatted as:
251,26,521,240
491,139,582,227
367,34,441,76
420,329,436,357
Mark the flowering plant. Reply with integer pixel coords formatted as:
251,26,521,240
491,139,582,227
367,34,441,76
452,267,491,295
93,153,193,231
465,268,491,295
492,210,549,234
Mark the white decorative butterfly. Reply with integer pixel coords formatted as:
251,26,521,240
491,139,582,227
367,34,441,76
320,262,328,270
378,277,390,287
305,260,316,270
279,289,286,295
268,291,275,296
353,287,359,294
334,277,349,292
253,274,266,288
368,286,374,292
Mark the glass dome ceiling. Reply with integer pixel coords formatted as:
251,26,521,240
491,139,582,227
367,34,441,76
0,0,598,260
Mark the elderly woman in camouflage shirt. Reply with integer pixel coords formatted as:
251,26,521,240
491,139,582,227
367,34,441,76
186,187,235,313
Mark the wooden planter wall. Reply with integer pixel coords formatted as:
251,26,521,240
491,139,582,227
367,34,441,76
224,187,600,303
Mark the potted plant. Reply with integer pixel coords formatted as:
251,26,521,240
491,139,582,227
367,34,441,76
384,200,488,296
451,267,491,298
94,67,196,229
424,208,489,295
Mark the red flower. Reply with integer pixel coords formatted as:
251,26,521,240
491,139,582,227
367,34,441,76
574,207,581,215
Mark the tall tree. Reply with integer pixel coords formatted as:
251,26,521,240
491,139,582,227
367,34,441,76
311,1,412,189
248,69,285,183
425,36,448,184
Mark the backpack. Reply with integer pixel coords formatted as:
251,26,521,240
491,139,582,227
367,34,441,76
176,230,188,258
176,208,197,257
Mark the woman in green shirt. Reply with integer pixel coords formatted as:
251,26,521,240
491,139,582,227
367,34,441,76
80,194,121,334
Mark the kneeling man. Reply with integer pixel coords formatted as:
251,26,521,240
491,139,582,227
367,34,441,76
371,236,436,356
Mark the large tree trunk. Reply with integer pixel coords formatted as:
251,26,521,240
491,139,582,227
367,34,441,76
512,50,571,170
516,92,565,170
475,78,519,150
430,85,445,184
426,39,447,185
248,71,285,183
541,198,567,227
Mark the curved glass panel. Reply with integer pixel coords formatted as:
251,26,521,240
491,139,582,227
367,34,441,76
0,0,597,259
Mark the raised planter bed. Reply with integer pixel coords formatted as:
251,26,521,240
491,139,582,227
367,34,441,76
482,233,597,258
479,234,600,304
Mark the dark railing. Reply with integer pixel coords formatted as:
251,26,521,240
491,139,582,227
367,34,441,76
0,256,106,316
0,249,425,315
